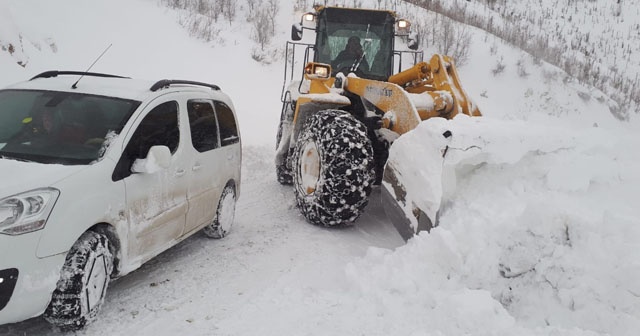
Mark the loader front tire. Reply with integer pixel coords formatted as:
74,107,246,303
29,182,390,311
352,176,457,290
293,109,376,226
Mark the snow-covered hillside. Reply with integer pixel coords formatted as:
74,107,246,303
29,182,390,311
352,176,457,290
0,0,638,335
403,0,640,120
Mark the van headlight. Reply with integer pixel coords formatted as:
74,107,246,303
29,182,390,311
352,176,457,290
0,188,60,235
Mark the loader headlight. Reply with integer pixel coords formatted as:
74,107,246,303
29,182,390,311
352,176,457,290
314,65,329,78
396,19,411,35
0,188,59,235
304,63,331,79
303,12,315,22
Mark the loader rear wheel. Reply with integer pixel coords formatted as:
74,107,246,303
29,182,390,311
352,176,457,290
276,148,294,185
276,102,294,185
293,109,376,226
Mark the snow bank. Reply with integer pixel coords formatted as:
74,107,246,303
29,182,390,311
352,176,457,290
346,115,640,335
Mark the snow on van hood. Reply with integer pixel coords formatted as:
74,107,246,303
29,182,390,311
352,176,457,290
0,158,86,198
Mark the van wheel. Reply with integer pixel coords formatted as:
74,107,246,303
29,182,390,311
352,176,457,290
203,185,236,239
44,231,113,331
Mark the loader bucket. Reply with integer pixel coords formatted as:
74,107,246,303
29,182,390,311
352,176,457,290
378,120,451,241
381,162,436,241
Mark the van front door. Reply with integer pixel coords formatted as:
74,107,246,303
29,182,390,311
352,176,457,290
120,100,188,263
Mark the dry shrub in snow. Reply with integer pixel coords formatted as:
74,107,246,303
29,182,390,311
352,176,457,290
517,57,529,78
492,56,506,76
409,14,472,67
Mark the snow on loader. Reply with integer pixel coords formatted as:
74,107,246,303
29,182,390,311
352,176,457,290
275,6,481,240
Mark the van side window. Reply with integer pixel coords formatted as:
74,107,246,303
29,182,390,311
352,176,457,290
128,101,180,156
112,101,179,181
213,101,239,146
187,100,219,152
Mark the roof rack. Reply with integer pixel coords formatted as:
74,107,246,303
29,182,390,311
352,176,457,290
150,80,220,92
30,71,130,81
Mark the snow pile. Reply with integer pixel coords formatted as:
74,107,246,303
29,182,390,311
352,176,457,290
344,115,640,335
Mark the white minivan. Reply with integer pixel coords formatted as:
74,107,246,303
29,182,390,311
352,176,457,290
0,71,241,330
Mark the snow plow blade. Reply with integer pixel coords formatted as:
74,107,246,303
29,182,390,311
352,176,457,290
381,162,436,241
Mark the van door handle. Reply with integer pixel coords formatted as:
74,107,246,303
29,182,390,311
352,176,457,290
175,169,186,177
192,164,202,171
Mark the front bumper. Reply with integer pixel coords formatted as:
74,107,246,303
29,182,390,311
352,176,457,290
0,233,66,325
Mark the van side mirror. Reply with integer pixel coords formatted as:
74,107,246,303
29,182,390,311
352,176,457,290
131,145,171,174
408,32,420,50
291,23,303,41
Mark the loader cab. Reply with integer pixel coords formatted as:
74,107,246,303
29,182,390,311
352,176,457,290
313,7,396,81
291,7,420,81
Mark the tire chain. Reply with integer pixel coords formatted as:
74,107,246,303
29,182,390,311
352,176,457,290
44,232,113,330
293,109,376,226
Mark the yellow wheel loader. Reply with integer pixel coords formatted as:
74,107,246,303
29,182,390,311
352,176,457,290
275,6,481,240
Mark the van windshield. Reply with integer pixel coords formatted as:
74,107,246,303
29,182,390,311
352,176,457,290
0,89,140,165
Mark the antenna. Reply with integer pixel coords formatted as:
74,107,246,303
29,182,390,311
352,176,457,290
72,44,113,89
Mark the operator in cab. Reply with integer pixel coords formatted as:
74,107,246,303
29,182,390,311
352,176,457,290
332,36,369,72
